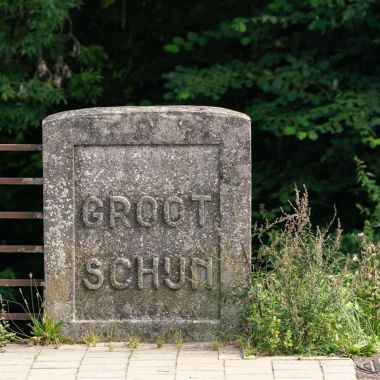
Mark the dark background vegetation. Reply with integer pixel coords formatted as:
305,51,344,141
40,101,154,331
1,0,380,281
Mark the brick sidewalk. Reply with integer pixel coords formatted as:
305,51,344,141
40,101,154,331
0,343,357,380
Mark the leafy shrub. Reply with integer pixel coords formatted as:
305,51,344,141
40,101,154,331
353,233,380,338
353,158,380,337
0,318,16,348
245,188,379,356
0,296,17,348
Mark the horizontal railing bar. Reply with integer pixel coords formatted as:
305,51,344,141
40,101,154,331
0,313,34,321
0,245,44,253
0,178,43,185
0,212,43,219
0,279,44,287
0,144,42,152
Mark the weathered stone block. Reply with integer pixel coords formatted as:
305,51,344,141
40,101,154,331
43,106,251,340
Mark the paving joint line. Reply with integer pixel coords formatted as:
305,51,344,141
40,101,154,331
222,352,226,380
174,346,180,380
124,347,134,380
74,344,89,380
25,345,42,380
319,359,326,380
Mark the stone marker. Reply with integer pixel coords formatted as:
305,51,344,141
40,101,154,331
43,106,251,339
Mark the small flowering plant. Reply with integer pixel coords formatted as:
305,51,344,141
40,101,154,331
353,233,380,337
1,273,64,346
0,295,17,349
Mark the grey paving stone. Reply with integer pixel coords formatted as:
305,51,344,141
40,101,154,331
77,370,125,378
0,344,359,380
126,375,174,380
179,351,218,357
128,369,174,375
322,366,356,373
128,360,175,368
131,353,177,360
274,369,323,378
32,361,79,368
324,375,357,380
225,359,272,367
84,352,130,358
225,376,274,380
176,371,224,380
320,359,353,365
218,350,242,360
82,357,129,364
79,363,128,371
177,362,224,371
28,368,77,380
272,360,321,370
0,358,34,365
177,357,220,364
225,366,273,375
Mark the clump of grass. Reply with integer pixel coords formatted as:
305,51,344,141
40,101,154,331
126,336,139,350
28,313,64,346
245,187,379,356
154,336,164,348
106,342,114,351
210,340,225,351
82,331,100,347
174,331,184,349
1,276,65,346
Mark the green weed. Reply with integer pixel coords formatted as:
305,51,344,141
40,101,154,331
82,331,100,347
154,336,164,348
126,336,139,350
28,313,64,346
246,187,379,356
210,340,225,351
174,331,184,349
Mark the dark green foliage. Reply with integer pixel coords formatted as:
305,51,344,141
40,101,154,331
162,0,380,231
1,0,378,233
0,268,17,301
0,0,105,137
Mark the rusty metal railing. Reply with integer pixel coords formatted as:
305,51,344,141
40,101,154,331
0,144,44,320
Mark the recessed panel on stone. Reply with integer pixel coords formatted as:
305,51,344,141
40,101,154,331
43,106,251,339
74,145,220,320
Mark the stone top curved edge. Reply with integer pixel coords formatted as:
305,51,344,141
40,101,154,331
43,106,250,123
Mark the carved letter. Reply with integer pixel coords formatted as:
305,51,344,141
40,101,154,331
110,196,131,228
164,257,186,290
82,196,103,227
191,257,213,290
83,258,104,290
137,257,159,290
164,196,183,227
191,194,211,227
136,195,158,227
110,257,131,289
